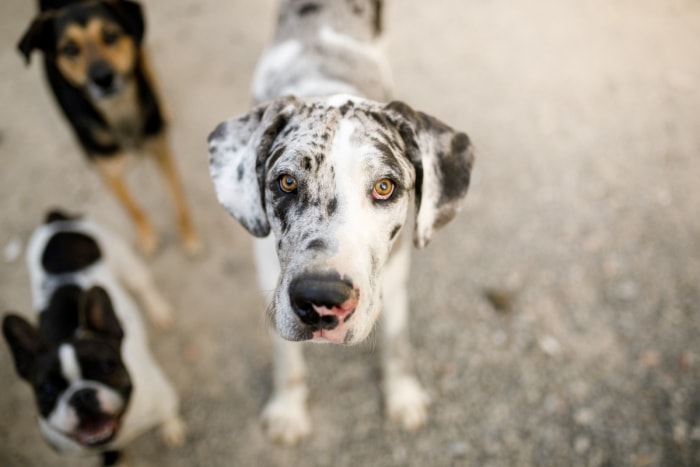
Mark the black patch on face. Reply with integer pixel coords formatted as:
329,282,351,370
74,338,131,400
297,2,322,16
326,197,338,217
33,353,70,418
268,146,287,171
390,224,401,241
236,162,244,181
42,231,101,274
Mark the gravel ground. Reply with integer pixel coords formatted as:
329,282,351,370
1,0,699,466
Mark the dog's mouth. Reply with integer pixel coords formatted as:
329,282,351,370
73,413,121,447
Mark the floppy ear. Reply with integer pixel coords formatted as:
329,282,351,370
3,314,47,381
80,287,124,342
17,13,55,64
208,96,299,237
102,0,145,45
384,101,475,248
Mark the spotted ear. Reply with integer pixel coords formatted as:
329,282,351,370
384,101,475,248
2,314,46,381
208,96,299,237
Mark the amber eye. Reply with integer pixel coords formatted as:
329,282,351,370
60,41,81,58
279,174,298,193
372,178,395,200
102,29,121,46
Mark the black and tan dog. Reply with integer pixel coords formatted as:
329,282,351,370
18,0,200,256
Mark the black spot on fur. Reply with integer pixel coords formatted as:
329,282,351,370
268,146,287,170
339,100,354,116
390,224,401,241
326,197,338,217
42,232,101,274
302,156,312,171
298,3,321,15
236,163,244,181
208,121,228,144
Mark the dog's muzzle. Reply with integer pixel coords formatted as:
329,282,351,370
288,272,359,343
68,388,121,447
88,62,118,97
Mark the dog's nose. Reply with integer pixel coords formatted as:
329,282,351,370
289,273,358,330
69,388,100,415
89,62,115,90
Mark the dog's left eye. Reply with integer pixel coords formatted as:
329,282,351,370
279,174,298,193
60,41,81,58
102,29,121,45
372,178,395,200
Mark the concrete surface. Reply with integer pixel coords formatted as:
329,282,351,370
1,0,699,466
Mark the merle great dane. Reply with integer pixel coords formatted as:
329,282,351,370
208,0,474,444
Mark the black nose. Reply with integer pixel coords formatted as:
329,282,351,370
289,273,356,330
69,388,100,416
89,62,115,90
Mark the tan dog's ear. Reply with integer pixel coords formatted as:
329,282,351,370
17,13,55,64
384,101,475,248
208,96,300,237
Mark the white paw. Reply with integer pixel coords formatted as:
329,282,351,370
261,386,311,445
160,415,187,447
385,375,430,431
145,294,174,331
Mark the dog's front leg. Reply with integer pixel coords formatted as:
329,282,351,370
146,134,201,256
102,225,173,330
93,154,159,256
380,237,430,430
261,333,311,445
254,237,311,444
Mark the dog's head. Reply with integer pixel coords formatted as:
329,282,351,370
209,95,474,344
18,0,145,99
3,286,132,452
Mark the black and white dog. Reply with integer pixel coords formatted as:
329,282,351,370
2,211,185,465
208,0,474,444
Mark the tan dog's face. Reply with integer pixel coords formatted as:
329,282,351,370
55,17,136,96
18,1,145,99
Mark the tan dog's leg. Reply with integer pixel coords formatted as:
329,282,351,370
146,134,201,255
93,154,159,256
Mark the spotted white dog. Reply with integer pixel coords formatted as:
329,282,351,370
208,0,474,444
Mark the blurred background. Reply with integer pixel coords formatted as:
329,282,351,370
1,0,699,465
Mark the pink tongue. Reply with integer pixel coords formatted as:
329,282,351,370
77,418,117,445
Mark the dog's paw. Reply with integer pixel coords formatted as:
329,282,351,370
136,228,159,257
144,294,174,331
385,375,430,431
182,233,204,258
261,386,311,445
160,415,187,447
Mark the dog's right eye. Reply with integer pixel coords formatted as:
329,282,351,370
60,41,81,58
278,174,298,193
38,382,57,398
